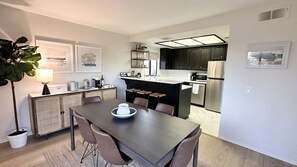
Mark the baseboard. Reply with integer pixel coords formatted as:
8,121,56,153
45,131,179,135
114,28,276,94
219,135,297,166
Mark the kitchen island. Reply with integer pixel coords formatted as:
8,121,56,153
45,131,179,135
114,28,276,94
121,77,192,119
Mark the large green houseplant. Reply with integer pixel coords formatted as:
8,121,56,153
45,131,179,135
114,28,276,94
0,36,41,147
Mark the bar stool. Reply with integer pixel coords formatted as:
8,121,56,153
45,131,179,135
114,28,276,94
148,92,166,109
136,90,152,99
126,88,141,103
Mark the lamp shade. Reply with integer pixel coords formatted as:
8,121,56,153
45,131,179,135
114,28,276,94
36,69,53,83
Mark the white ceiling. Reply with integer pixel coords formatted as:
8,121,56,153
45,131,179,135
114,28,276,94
1,0,271,36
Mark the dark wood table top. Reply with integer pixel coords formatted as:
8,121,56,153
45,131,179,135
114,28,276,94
70,99,200,166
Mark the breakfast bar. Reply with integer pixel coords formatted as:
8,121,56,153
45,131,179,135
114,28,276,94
121,77,192,119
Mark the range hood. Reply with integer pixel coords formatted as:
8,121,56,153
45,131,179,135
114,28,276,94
156,34,226,48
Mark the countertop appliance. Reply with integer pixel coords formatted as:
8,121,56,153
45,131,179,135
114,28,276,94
205,61,224,113
190,72,207,81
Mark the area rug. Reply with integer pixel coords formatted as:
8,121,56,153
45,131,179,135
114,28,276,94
33,139,209,167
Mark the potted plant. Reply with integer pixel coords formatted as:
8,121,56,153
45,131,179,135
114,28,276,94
0,36,41,148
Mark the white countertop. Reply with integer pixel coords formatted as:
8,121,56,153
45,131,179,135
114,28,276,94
121,76,207,85
120,76,184,84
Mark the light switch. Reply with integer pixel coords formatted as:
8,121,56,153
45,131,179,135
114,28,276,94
246,87,253,94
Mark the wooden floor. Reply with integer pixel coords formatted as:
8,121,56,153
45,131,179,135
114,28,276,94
0,129,295,167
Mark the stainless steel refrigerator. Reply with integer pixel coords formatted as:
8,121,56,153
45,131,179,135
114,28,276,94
205,61,224,113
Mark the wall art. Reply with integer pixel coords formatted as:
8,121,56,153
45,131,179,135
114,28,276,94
246,41,291,69
75,45,102,72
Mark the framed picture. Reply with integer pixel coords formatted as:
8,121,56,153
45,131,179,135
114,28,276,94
246,41,291,69
36,39,74,73
75,45,102,72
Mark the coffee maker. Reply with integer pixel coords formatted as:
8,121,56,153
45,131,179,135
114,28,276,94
92,77,101,88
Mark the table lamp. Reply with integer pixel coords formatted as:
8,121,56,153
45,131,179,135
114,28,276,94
36,69,53,95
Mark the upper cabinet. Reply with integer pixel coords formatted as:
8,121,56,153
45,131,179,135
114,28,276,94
188,47,211,71
160,44,227,70
171,48,189,69
211,45,227,60
160,48,172,69
131,50,150,68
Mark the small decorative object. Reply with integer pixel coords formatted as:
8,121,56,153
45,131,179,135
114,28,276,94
36,69,53,95
117,103,130,115
83,79,90,89
246,41,291,69
0,36,41,148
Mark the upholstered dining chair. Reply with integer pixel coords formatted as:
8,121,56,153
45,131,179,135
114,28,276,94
83,96,101,104
166,128,202,167
90,124,132,167
133,97,149,108
73,111,97,164
155,103,175,116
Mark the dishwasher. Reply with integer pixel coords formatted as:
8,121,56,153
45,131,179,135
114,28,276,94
189,82,206,107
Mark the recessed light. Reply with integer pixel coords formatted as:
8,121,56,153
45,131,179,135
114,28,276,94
157,41,185,47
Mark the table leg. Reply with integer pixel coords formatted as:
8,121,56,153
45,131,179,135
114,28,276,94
193,142,198,167
70,109,75,150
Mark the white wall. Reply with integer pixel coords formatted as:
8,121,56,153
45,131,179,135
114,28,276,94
0,6,131,142
131,0,297,165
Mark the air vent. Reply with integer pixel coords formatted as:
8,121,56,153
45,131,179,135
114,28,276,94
258,7,290,22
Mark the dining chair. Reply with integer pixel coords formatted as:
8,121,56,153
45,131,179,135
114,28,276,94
155,103,175,116
73,111,97,165
90,124,132,167
166,128,202,167
83,96,101,104
133,97,149,108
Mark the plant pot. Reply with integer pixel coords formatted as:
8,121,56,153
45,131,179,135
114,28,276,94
6,128,28,149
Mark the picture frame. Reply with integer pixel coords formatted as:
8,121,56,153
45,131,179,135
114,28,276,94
246,41,291,69
35,39,74,73
75,45,102,72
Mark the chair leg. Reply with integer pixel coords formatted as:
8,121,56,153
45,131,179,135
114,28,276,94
80,142,90,163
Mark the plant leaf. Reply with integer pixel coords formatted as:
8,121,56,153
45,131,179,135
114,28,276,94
16,63,33,72
0,77,8,86
15,36,28,44
26,70,36,76
6,67,24,82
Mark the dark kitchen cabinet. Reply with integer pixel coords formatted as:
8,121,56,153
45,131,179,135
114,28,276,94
171,48,189,69
188,47,211,71
211,45,227,60
160,48,172,69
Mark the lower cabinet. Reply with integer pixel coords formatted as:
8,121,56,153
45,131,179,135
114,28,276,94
29,87,117,136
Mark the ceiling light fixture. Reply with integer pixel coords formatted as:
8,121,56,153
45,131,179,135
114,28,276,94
156,34,225,48
174,39,203,46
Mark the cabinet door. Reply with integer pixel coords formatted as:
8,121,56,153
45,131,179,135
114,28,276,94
103,88,117,100
84,90,103,99
172,49,189,69
160,48,172,69
188,48,200,70
200,47,211,70
34,96,62,135
62,93,82,127
211,45,227,60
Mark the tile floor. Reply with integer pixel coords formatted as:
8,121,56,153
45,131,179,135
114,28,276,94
187,105,220,137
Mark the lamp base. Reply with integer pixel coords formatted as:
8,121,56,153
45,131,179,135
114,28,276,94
42,84,51,95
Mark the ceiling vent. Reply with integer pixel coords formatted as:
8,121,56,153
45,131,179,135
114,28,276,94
258,6,290,22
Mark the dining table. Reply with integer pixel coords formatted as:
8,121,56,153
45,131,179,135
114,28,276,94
69,99,200,167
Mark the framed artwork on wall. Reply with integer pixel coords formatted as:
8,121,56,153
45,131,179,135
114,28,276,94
75,45,102,72
35,39,74,73
246,41,291,69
